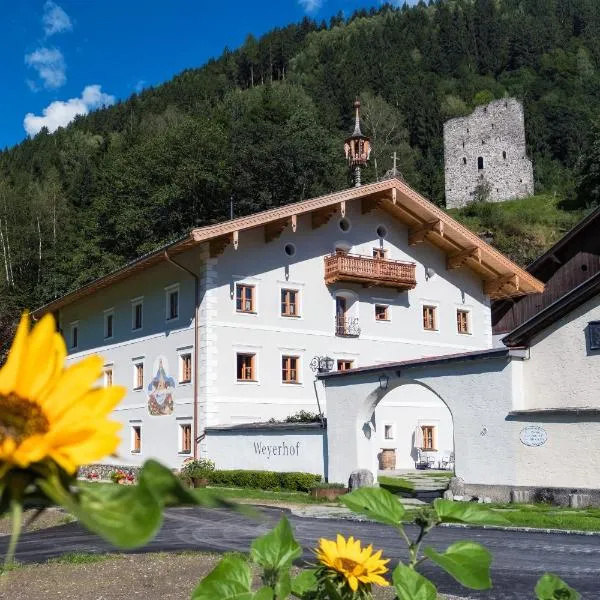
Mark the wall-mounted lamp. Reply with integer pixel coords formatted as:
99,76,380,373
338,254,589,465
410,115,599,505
310,355,335,373
378,373,389,390
425,266,436,280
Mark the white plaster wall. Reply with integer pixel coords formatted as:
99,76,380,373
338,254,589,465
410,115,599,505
208,202,492,426
59,251,200,469
524,295,600,410
205,428,326,476
375,383,453,470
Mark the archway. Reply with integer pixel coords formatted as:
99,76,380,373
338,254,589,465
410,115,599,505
373,382,454,473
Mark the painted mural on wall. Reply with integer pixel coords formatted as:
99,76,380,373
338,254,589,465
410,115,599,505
147,357,175,416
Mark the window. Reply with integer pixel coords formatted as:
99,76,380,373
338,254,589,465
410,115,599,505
375,305,389,321
237,353,256,381
104,310,114,339
132,299,143,330
457,310,470,334
104,367,113,387
167,289,179,320
134,362,144,390
180,423,192,454
422,306,437,331
477,156,484,170
502,150,507,160
282,355,300,384
421,426,435,450
338,217,351,232
180,353,192,383
284,243,296,257
236,284,255,313
384,424,394,440
589,321,600,351
337,359,354,371
281,289,299,317
131,425,141,453
70,323,79,349
373,248,387,259
462,157,467,165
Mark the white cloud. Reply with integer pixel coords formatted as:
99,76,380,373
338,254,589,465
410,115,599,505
25,47,66,89
298,0,323,13
23,85,116,136
135,79,146,93
42,1,72,36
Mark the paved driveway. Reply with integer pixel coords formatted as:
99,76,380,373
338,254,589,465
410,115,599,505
3,506,600,599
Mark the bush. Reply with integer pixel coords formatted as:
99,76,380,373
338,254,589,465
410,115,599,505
180,459,216,479
311,482,346,489
205,470,321,492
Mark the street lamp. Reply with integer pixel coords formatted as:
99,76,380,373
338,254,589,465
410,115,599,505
310,356,335,373
379,373,390,390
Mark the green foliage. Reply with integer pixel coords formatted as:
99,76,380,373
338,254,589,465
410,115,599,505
191,554,255,600
535,573,581,600
206,470,321,492
424,542,492,590
180,459,216,478
432,499,510,526
392,563,437,600
340,487,405,526
38,459,233,549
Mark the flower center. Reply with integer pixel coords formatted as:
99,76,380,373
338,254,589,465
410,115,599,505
338,557,363,575
0,393,49,443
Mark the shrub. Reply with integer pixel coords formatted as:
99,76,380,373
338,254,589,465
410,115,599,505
311,482,346,489
180,459,216,479
205,470,321,492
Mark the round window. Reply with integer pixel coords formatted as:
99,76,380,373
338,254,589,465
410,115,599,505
376,225,388,239
338,217,351,232
284,243,296,257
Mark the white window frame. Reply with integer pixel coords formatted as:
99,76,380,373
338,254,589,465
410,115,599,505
420,300,440,334
103,308,115,340
70,321,79,349
456,305,473,335
165,283,180,322
177,346,193,384
383,423,395,441
233,277,260,316
234,346,260,385
131,296,144,331
374,303,391,323
132,356,145,391
130,422,142,454
178,419,193,454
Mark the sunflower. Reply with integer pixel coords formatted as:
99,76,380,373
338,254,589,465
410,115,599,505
0,313,125,475
316,534,390,592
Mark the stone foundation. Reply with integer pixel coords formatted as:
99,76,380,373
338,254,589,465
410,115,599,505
78,464,141,481
450,477,600,507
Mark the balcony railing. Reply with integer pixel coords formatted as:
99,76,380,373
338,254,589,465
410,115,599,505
335,316,361,338
324,252,417,290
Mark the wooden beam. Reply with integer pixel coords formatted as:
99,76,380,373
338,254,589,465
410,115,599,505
264,218,289,244
408,220,444,246
361,197,384,214
484,274,520,298
291,214,297,233
447,247,482,270
233,230,239,250
391,187,397,205
339,200,346,218
209,234,231,258
312,206,336,229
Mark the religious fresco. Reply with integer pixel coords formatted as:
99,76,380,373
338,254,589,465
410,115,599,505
147,357,176,416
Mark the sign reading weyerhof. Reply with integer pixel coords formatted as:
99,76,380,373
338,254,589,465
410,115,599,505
253,440,301,458
520,425,548,447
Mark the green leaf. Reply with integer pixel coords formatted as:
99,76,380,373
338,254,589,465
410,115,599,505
424,541,492,590
250,517,302,570
433,499,510,526
291,569,318,597
340,487,405,526
253,588,274,600
192,555,253,600
39,459,234,549
535,573,580,600
392,563,437,600
275,571,292,599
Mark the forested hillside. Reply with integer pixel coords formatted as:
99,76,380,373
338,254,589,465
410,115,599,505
1,0,600,340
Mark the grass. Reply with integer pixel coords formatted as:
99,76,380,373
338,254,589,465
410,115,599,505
201,486,334,505
378,476,415,496
46,552,118,565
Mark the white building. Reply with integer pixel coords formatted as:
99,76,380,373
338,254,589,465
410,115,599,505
34,178,542,473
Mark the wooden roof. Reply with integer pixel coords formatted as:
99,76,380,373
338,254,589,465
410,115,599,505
34,179,543,317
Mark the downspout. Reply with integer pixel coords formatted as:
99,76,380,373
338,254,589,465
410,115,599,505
164,250,200,459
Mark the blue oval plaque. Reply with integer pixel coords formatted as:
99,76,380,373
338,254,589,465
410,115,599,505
520,426,547,447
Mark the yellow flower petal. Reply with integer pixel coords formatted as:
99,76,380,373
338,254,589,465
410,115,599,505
0,314,30,394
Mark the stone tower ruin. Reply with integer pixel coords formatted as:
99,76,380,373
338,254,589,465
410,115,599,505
443,98,534,209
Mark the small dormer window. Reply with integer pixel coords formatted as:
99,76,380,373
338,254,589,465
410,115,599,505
589,321,600,351
478,157,484,170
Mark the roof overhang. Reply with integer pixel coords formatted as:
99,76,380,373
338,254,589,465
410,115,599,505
33,179,544,317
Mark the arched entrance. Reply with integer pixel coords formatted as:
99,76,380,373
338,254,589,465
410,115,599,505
374,383,453,472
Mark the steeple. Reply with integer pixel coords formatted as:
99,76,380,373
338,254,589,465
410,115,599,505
344,99,371,187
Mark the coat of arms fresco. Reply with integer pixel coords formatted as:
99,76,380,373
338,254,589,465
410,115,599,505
147,357,175,416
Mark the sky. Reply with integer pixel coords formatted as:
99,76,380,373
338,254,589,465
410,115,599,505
0,0,417,150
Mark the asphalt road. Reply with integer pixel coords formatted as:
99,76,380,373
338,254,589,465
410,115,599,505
3,506,600,599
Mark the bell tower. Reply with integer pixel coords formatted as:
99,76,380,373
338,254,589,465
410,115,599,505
344,99,371,187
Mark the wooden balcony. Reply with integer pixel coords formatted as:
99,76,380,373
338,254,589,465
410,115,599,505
324,252,417,291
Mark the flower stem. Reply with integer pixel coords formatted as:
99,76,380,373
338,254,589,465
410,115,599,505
2,498,23,573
